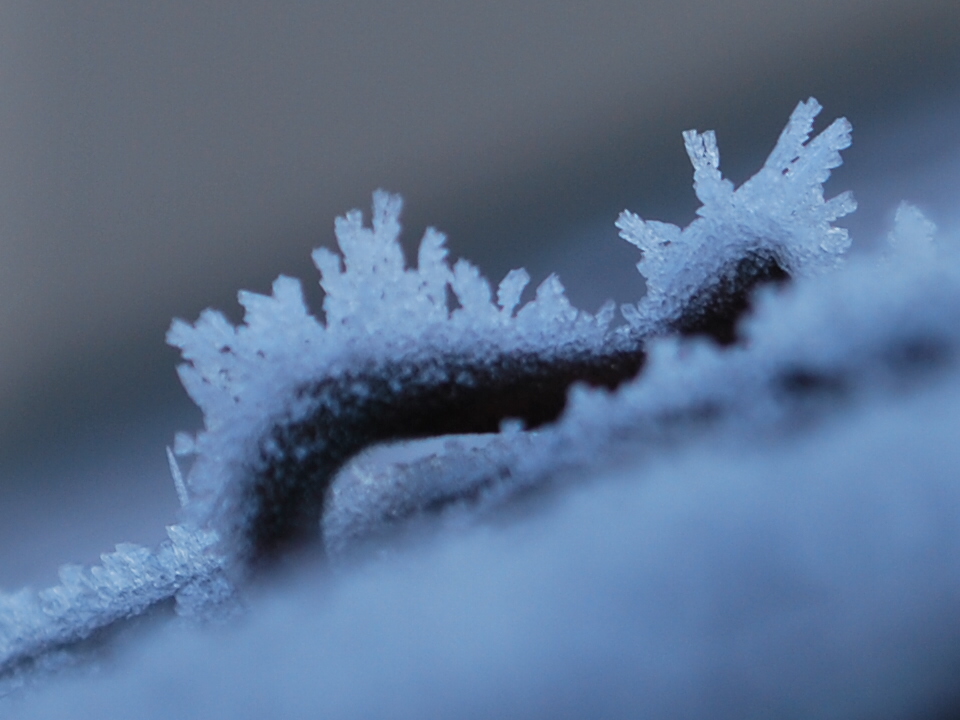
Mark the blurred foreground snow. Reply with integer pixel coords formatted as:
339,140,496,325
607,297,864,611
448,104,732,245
10,352,960,718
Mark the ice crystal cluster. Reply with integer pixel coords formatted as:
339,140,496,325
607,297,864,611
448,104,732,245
4,98,960,717
618,98,854,336
166,189,619,568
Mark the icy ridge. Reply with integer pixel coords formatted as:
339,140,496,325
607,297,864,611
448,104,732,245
0,525,224,694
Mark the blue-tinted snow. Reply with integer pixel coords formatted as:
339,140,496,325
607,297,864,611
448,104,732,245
10,353,960,718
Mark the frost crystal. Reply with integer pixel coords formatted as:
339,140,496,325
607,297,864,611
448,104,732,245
0,526,225,694
619,98,855,339
887,201,937,261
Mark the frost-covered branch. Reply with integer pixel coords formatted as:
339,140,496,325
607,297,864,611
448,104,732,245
171,99,855,572
1,98,861,691
0,526,226,695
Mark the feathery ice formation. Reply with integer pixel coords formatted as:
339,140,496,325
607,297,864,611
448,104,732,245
169,97,854,570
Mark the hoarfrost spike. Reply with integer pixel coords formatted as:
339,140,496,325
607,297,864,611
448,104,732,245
167,446,190,508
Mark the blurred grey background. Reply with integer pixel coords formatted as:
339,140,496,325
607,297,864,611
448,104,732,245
1,0,959,587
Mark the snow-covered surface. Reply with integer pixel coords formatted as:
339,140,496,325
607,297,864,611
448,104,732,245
10,366,960,719
4,98,960,716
